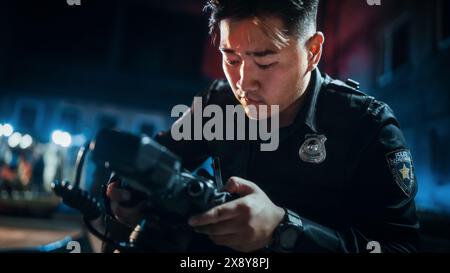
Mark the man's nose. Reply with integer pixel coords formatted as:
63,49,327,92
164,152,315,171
236,61,259,93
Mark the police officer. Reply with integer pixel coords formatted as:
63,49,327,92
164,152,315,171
106,0,419,253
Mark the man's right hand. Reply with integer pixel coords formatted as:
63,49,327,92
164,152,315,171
106,180,144,227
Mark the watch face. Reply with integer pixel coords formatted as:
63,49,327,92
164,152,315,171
280,226,298,250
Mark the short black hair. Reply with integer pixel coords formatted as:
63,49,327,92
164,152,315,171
204,0,319,39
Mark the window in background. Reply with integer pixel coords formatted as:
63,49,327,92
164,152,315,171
59,108,81,134
18,105,37,134
437,0,450,49
378,14,411,86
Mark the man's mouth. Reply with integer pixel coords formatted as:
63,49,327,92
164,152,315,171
242,96,263,105
243,98,258,105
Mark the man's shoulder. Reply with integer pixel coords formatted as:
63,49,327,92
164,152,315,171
317,76,399,131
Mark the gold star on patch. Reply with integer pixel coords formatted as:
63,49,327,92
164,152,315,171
400,164,410,180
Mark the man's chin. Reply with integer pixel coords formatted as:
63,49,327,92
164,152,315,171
244,106,271,120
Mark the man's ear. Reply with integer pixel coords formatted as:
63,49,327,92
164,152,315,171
307,32,325,72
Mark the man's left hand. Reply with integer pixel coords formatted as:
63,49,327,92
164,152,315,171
188,176,285,252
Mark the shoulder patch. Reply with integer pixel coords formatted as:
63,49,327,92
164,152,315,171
385,149,416,197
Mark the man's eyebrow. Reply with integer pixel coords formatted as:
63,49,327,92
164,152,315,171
219,47,237,54
219,48,278,57
247,50,277,57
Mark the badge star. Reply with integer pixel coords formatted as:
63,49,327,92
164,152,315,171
400,164,410,180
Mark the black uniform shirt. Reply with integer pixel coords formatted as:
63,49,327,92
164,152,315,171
155,68,420,253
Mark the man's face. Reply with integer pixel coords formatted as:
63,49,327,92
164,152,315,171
219,16,311,120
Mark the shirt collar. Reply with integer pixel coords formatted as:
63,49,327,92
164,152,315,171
293,68,327,134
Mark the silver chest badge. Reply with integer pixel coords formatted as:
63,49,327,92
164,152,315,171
299,134,327,164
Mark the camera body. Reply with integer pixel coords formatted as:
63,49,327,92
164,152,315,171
53,129,234,252
92,129,232,220
75,129,235,251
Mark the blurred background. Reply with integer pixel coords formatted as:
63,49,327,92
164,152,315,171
0,0,449,252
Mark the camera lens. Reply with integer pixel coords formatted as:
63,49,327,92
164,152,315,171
187,181,204,197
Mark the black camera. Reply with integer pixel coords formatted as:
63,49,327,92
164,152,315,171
52,129,234,252
92,129,232,218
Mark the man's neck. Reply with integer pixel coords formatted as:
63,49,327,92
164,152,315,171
279,72,312,128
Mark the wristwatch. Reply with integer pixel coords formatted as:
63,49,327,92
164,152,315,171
269,208,304,252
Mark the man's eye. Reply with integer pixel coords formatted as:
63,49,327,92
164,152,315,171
226,59,240,66
256,62,277,70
